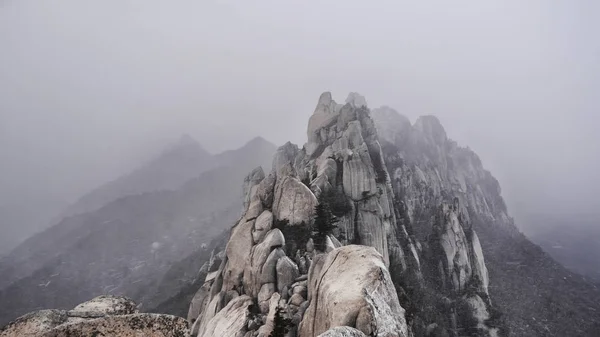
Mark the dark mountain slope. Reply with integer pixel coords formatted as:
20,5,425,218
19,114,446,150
0,138,276,326
372,106,600,336
0,135,216,289
62,134,217,218
524,214,600,282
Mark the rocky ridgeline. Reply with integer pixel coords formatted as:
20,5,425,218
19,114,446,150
0,295,187,337
2,92,502,337
187,92,500,337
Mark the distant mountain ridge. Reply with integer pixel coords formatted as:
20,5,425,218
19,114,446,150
0,136,277,326
371,104,600,336
524,213,600,282
60,134,217,218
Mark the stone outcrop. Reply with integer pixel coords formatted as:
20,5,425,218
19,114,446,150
273,176,317,226
299,246,408,337
196,295,254,337
0,310,67,337
0,296,186,337
318,326,368,337
71,295,138,317
371,106,506,336
41,314,186,337
186,93,419,337
185,92,504,337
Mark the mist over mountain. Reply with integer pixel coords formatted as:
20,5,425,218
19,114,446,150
0,136,276,326
1,91,600,336
60,134,217,218
1,1,599,336
1,1,599,258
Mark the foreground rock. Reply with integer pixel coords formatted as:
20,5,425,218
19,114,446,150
0,296,187,337
41,314,186,337
318,326,367,337
299,246,408,337
71,295,138,317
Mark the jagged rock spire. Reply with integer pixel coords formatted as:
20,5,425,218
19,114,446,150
187,92,500,337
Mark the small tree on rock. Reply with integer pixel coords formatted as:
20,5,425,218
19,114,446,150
269,306,293,337
312,192,338,252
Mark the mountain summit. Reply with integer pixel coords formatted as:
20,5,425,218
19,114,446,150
186,93,500,337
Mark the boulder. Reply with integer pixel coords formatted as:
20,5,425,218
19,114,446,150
71,295,137,316
257,173,276,208
222,218,255,291
258,283,276,303
289,293,305,307
276,256,300,293
243,167,265,210
39,314,187,337
292,285,308,298
244,230,285,297
187,283,210,323
298,246,408,337
246,185,264,220
191,292,224,336
257,293,282,337
253,210,274,244
273,176,317,226
260,248,287,285
273,142,300,177
0,310,67,337
197,295,253,337
317,326,368,337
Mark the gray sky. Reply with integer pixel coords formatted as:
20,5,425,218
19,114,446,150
1,0,599,248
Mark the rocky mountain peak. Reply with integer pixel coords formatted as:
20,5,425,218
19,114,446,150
5,92,599,337
182,92,499,337
414,115,448,145
345,92,368,108
176,133,200,146
245,136,273,149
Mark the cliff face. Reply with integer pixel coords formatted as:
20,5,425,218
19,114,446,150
372,106,600,336
188,93,499,337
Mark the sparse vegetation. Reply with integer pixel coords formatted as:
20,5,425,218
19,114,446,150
269,306,293,337
273,219,312,256
321,187,352,217
312,192,338,252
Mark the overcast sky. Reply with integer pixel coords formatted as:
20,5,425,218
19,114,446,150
1,0,599,248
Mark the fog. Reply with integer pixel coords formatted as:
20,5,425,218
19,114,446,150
1,0,599,252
